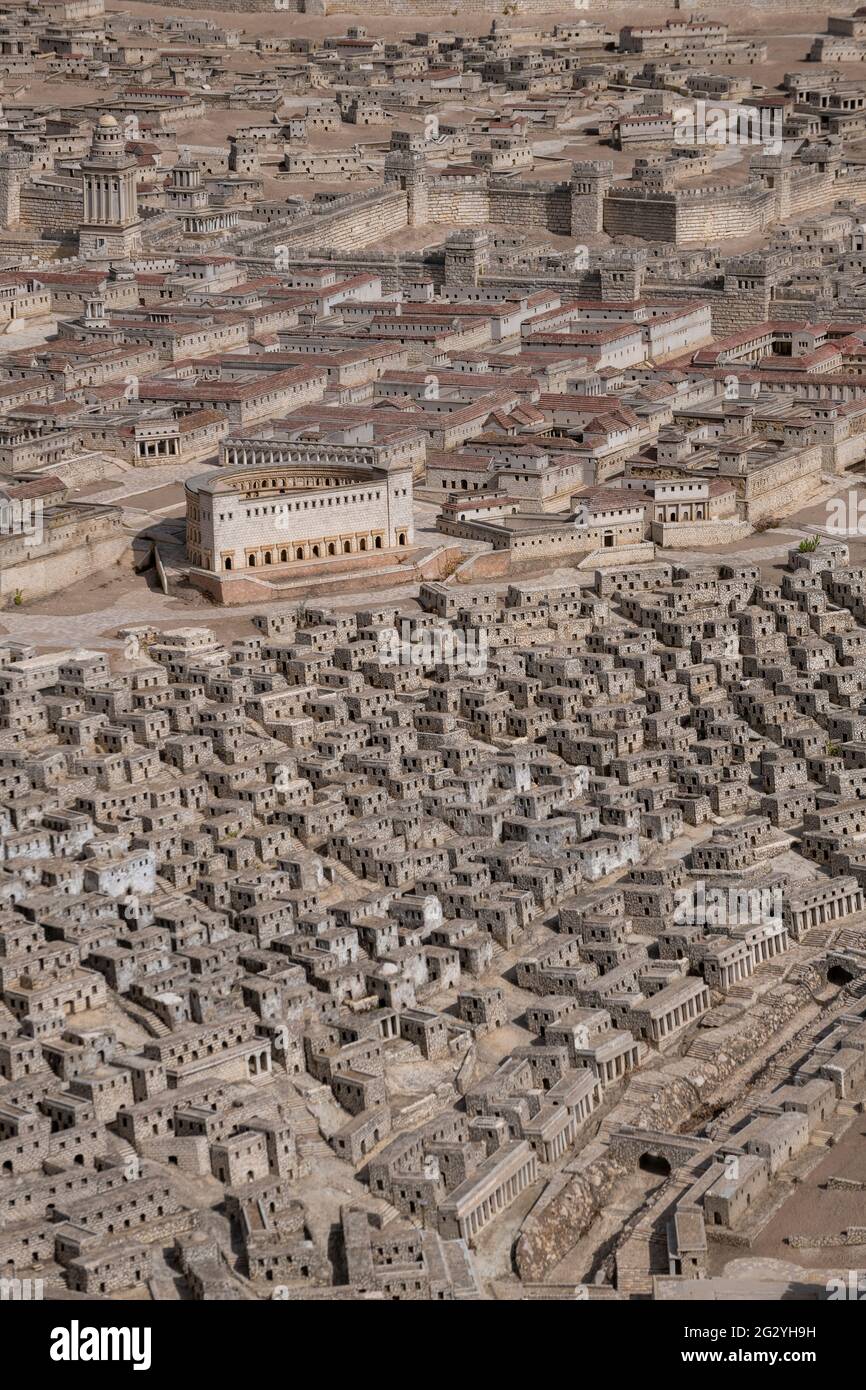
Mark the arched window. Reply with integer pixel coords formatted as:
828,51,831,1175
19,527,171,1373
344,540,351,553
280,549,287,562
374,536,382,549
264,551,272,565
296,547,304,560
248,554,256,567
224,557,232,570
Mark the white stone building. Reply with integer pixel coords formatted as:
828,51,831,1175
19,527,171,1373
185,455,414,573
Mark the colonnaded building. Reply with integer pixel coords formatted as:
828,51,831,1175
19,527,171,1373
185,451,414,577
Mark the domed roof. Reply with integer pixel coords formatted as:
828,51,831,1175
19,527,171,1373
97,114,118,128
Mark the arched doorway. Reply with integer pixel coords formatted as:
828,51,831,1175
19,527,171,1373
639,1152,671,1177
828,964,854,986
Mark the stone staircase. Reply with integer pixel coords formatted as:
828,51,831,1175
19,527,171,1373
686,1036,721,1062
615,1230,666,1296
371,1197,402,1228
284,1095,331,1161
118,997,172,1038
486,941,509,974
727,984,756,1003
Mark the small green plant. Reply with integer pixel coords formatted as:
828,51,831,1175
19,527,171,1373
798,535,820,553
827,741,841,757
12,588,23,606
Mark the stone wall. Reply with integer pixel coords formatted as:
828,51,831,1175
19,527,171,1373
604,189,678,244
489,180,572,234
19,182,83,234
0,507,127,604
427,181,490,228
247,189,408,256
651,518,753,547
674,184,775,244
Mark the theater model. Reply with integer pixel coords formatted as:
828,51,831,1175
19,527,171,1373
185,448,413,574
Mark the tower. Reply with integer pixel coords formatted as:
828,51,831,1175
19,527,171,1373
599,246,647,303
166,151,208,213
79,114,142,261
444,229,490,289
0,148,30,229
570,160,613,237
384,131,429,229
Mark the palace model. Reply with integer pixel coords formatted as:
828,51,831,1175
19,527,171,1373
3,0,866,1314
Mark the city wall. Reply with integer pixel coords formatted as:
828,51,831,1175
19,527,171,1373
0,508,128,605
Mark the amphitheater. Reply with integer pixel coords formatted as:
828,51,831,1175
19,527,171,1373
184,454,415,577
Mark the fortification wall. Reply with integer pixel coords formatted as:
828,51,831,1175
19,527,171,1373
247,189,408,255
605,183,776,246
0,519,128,604
674,185,775,243
603,190,677,244
489,180,571,234
428,182,490,227
19,183,83,233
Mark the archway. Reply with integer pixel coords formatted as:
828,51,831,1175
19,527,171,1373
828,964,854,986
639,1152,671,1177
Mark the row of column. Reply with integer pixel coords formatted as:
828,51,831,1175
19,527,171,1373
752,928,788,963
461,1158,536,1241
598,1045,638,1085
719,954,753,988
87,175,123,225
542,1115,577,1163
225,445,372,470
796,891,861,932
651,990,708,1041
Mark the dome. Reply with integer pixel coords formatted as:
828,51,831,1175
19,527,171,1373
98,114,118,128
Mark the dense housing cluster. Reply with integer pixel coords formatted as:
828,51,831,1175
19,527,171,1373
3,544,866,1299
